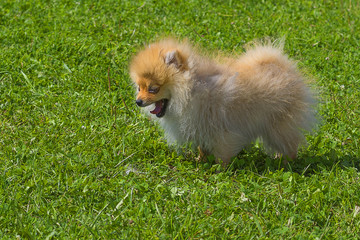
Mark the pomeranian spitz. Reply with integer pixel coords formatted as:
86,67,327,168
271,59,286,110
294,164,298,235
130,38,315,166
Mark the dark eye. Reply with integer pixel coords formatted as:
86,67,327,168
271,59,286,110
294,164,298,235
137,86,140,91
148,86,160,94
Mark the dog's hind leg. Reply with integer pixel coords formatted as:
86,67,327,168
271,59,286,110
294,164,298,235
264,121,301,162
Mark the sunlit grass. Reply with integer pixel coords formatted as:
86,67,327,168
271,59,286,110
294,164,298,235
0,0,359,238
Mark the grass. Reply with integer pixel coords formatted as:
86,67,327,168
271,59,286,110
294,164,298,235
1,0,360,238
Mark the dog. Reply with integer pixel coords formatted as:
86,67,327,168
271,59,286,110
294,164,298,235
129,38,315,166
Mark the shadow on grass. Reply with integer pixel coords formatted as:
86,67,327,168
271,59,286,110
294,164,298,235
195,147,359,176
288,151,360,176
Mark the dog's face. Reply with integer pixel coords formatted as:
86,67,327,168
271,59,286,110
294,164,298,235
135,75,170,118
130,41,188,118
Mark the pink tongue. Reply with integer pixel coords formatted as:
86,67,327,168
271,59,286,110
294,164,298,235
150,101,162,115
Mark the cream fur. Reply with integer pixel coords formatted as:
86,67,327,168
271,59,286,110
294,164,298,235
130,39,316,165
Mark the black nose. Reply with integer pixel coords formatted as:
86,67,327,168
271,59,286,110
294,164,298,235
136,99,143,106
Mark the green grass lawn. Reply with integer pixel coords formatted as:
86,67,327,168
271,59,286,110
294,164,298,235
1,0,360,238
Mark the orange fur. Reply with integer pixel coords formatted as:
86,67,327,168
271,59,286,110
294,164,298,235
130,38,316,166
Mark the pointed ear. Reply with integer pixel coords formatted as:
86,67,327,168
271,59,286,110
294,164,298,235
164,50,182,69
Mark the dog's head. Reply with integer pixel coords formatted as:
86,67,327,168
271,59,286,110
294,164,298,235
130,39,190,118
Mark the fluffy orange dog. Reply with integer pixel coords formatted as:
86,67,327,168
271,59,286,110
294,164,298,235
130,38,315,165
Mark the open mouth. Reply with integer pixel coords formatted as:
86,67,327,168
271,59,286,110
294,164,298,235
150,99,168,118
